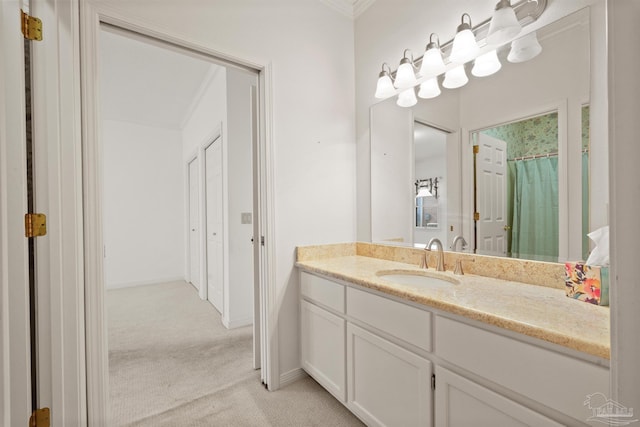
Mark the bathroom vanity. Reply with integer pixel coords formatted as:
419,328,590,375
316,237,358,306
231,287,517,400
296,243,610,427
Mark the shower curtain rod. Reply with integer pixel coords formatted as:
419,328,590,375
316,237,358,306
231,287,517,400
510,148,589,162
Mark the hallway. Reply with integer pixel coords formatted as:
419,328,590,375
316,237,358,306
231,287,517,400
108,281,363,426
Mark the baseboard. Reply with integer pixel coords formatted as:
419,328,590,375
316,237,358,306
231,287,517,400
222,315,253,330
106,277,185,290
279,368,307,388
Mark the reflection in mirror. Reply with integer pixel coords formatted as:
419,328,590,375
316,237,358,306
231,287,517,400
473,111,560,261
414,122,448,247
369,8,600,263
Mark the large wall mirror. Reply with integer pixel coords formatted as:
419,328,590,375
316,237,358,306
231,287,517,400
370,7,606,263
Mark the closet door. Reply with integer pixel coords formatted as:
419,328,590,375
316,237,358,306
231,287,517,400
188,158,200,290
205,138,223,312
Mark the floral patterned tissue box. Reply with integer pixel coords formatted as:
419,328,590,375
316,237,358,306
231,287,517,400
565,262,609,306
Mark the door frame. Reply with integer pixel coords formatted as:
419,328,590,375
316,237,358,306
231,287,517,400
80,2,278,423
0,1,33,424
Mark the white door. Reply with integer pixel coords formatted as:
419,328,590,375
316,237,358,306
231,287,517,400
475,133,508,256
188,159,200,290
205,138,223,312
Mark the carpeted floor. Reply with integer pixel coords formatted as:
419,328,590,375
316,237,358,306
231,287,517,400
107,281,364,426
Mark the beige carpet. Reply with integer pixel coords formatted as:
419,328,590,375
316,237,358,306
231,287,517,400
108,281,364,426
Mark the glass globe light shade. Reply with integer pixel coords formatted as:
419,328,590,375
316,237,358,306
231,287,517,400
418,77,441,99
442,65,469,89
396,88,418,108
508,31,542,63
375,71,396,99
450,15,480,64
472,50,502,77
394,57,418,89
486,0,522,46
419,42,446,78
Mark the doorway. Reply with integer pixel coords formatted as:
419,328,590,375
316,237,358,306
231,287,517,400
96,22,267,424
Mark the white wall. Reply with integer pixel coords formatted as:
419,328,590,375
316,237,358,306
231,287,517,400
182,67,227,159
103,120,185,288
92,0,357,380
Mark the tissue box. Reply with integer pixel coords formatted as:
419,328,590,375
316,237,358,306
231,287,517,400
565,262,609,306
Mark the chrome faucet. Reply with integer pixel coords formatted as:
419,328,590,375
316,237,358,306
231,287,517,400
426,238,445,272
451,235,468,252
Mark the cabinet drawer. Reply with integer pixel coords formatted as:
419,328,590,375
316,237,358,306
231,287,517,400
347,287,432,352
301,272,345,313
435,316,609,422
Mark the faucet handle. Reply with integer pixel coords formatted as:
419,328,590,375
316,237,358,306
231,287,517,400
453,259,464,275
420,252,429,269
453,257,475,275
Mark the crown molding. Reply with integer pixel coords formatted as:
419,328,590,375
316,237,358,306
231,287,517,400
318,0,376,19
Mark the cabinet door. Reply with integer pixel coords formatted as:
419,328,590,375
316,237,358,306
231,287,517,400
347,323,432,427
435,366,563,427
300,300,346,401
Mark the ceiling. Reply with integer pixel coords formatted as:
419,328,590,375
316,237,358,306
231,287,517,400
99,29,218,129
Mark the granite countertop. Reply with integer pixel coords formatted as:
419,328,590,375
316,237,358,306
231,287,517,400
296,248,610,360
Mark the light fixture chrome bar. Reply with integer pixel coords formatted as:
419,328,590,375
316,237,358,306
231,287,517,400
390,0,547,79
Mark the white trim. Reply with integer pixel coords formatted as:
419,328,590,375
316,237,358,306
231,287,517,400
105,277,185,290
317,0,376,19
222,316,253,330
0,1,32,423
81,3,277,421
259,62,280,391
279,368,307,388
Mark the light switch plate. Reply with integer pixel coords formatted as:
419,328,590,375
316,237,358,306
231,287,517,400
241,212,252,224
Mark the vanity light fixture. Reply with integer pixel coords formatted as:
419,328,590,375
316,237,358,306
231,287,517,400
394,49,418,89
419,34,446,77
418,77,441,99
472,49,502,77
450,14,480,64
375,63,396,99
397,87,418,108
374,0,547,106
442,65,468,89
486,0,522,46
507,31,542,63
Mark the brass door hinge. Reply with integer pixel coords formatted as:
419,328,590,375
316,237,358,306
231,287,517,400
29,408,50,427
473,145,479,154
474,212,480,221
25,213,47,237
21,10,43,41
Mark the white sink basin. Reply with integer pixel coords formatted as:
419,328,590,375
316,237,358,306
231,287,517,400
376,270,459,289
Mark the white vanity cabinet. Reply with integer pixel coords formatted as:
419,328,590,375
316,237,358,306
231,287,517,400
299,270,610,427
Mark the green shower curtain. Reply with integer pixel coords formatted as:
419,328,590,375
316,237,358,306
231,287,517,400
508,157,559,262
